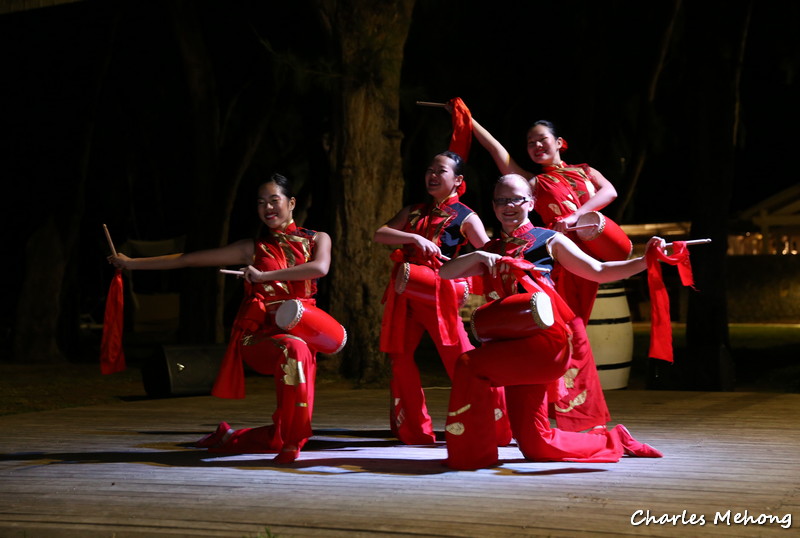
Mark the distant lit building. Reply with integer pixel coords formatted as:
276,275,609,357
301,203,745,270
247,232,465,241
621,183,800,256
728,183,800,256
619,184,800,324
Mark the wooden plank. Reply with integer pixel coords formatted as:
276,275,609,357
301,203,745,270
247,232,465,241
0,387,797,537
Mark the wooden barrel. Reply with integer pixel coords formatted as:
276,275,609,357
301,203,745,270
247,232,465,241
586,281,633,390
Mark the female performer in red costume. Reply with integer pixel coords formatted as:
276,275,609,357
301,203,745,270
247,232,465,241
470,113,620,433
108,174,333,464
439,174,662,470
374,151,511,446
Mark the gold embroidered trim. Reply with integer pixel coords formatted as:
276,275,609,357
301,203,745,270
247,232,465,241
554,389,588,413
448,403,471,417
445,422,465,436
563,367,579,389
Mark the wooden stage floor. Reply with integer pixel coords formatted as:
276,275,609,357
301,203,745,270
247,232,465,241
0,380,797,537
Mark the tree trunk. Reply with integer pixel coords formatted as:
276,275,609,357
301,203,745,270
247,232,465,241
318,0,416,383
14,217,73,363
11,4,120,363
613,0,682,223
679,1,751,391
169,0,224,345
169,0,277,345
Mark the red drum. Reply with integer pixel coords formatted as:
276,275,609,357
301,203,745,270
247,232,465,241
470,291,555,343
395,262,469,306
574,211,632,262
275,299,347,354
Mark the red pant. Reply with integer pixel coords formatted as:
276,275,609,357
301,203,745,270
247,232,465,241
549,316,611,431
213,335,316,454
551,268,611,431
444,329,623,470
389,299,511,445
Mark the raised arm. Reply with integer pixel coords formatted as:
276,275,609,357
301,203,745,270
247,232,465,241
109,239,255,271
471,116,533,179
550,233,663,283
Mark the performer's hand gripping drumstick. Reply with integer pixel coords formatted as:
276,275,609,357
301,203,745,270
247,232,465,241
660,238,711,254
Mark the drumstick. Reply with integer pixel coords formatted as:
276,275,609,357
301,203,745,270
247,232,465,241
102,224,117,257
565,223,599,231
416,101,448,108
219,269,244,276
665,238,712,247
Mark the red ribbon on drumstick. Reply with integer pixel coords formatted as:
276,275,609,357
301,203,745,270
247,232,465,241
100,224,126,374
416,98,472,196
645,238,709,362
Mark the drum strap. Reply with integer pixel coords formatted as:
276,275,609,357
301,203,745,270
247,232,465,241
489,257,576,324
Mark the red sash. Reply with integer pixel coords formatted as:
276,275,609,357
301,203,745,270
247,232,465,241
535,162,594,227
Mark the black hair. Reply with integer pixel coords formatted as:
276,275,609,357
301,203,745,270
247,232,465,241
262,173,295,198
436,151,465,175
530,120,558,137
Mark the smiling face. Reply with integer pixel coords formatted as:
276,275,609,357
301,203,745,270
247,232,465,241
257,181,295,231
526,124,563,165
425,154,463,202
493,174,534,232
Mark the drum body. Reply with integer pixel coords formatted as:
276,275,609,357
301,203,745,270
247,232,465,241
575,211,632,262
395,262,469,306
275,299,347,354
470,291,555,343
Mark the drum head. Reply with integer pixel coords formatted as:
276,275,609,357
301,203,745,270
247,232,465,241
576,211,604,241
530,292,555,328
275,299,303,330
394,262,411,294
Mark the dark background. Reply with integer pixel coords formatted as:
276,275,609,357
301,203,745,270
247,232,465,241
1,0,797,361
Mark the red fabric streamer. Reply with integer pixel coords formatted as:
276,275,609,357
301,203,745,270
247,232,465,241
380,249,460,354
448,97,472,197
100,269,126,374
447,97,472,162
379,249,409,354
212,327,246,399
646,241,695,362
